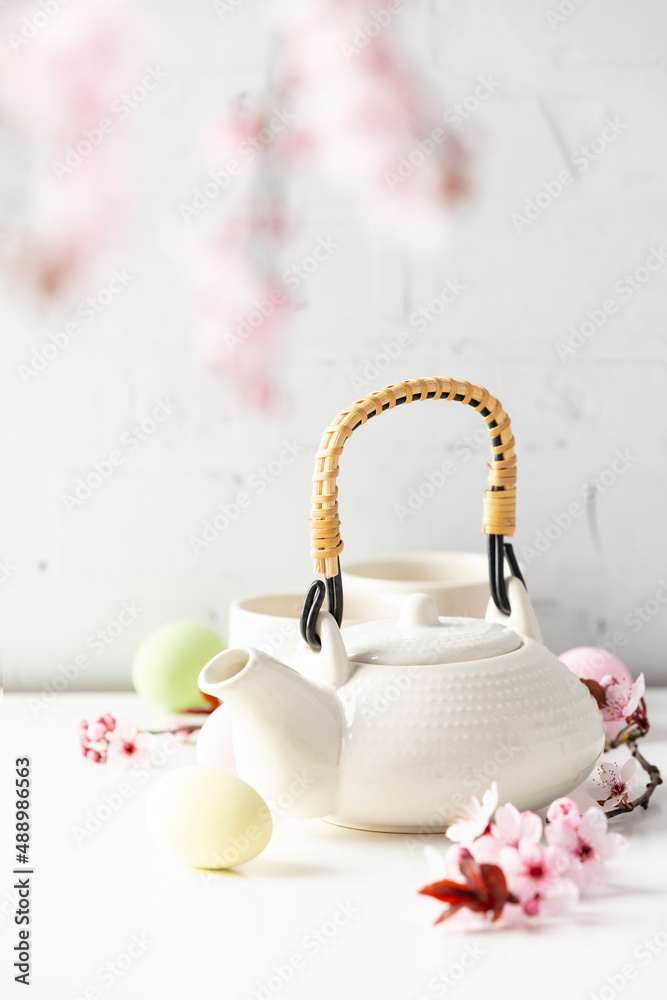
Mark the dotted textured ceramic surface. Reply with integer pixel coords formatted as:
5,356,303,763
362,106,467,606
345,617,521,665
327,636,605,830
199,589,606,833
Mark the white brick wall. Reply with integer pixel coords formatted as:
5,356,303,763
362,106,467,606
2,0,666,689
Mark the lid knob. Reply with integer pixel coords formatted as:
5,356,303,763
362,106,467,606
399,593,441,629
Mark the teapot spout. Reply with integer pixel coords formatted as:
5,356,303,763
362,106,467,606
198,648,342,819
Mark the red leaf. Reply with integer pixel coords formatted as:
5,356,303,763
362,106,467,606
479,863,517,920
434,903,464,925
419,854,516,924
459,849,488,896
419,880,479,906
581,678,607,708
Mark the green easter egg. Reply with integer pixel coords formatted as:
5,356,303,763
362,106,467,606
132,621,226,711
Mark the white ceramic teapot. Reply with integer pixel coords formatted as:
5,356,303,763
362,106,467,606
199,378,604,833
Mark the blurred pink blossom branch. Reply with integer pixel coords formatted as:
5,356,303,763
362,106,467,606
194,0,467,407
283,0,467,243
0,1,137,299
195,95,295,410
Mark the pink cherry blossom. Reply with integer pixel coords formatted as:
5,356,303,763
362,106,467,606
105,723,151,767
522,875,579,918
468,834,503,866
86,721,108,742
446,783,498,846
500,840,571,913
601,674,645,722
419,785,631,926
545,806,627,888
442,833,502,882
492,803,542,847
546,797,581,829
597,673,646,743
586,758,636,811
164,719,195,746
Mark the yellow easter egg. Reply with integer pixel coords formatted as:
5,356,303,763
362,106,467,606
146,766,272,869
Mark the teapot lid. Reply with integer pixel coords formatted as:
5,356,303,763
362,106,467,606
343,593,522,665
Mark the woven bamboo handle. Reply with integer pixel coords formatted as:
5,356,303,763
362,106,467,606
310,377,516,578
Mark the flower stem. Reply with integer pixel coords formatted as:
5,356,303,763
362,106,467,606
605,740,663,819
143,725,203,735
607,698,650,749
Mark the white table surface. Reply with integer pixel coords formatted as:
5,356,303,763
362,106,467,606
2,689,667,1000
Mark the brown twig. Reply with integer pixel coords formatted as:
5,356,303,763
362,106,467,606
607,698,650,749
143,725,203,736
605,739,663,820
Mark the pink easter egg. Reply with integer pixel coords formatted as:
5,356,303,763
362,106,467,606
559,646,633,687
196,704,237,774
